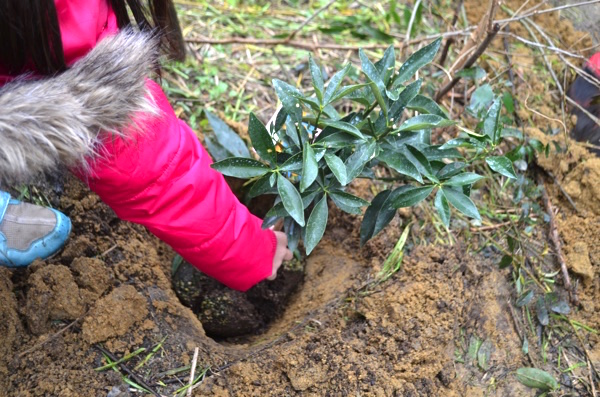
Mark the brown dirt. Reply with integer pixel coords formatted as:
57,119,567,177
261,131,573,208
1,1,599,395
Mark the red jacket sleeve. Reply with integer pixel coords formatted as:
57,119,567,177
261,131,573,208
81,80,277,291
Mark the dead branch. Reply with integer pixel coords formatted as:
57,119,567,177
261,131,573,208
495,0,600,25
438,0,464,68
537,173,578,305
435,23,500,102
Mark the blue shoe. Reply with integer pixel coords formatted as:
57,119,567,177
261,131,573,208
0,191,71,267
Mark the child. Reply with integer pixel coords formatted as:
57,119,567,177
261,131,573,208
0,0,292,291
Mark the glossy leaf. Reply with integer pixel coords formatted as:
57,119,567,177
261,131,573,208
300,143,319,192
378,150,423,183
279,152,303,172
483,98,502,142
360,189,397,245
324,153,348,185
434,189,450,227
330,190,369,214
437,162,467,179
391,185,434,208
345,140,376,181
394,38,442,86
323,64,351,104
515,368,558,391
204,110,251,159
248,174,277,198
374,45,396,85
396,114,455,132
486,156,517,179
309,55,324,104
442,187,481,220
273,79,303,122
445,172,484,186
389,79,422,121
320,120,365,140
211,158,271,178
277,174,305,226
328,83,370,104
405,145,436,182
248,113,276,163
304,196,328,255
407,95,448,118
359,49,388,118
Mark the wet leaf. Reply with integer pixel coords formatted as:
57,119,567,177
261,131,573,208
390,185,434,208
320,120,366,140
444,172,484,187
486,156,517,179
359,49,388,118
211,158,271,178
437,162,467,179
396,114,455,132
515,368,559,391
308,55,324,104
323,64,351,105
273,79,303,122
277,174,305,226
248,113,276,163
407,94,448,118
300,143,318,193
442,187,481,220
304,196,328,255
204,110,251,160
360,189,397,245
328,83,370,104
468,84,494,114
498,254,513,269
389,79,422,120
483,98,502,143
394,38,442,86
324,153,347,186
374,45,396,86
378,150,422,183
434,189,450,228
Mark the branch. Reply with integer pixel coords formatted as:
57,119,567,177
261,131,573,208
435,22,501,101
495,0,600,24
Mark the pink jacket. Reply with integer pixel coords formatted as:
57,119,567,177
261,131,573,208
1,1,276,291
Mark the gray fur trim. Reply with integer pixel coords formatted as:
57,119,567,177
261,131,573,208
0,29,160,183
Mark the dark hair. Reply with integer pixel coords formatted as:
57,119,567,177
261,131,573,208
0,0,185,76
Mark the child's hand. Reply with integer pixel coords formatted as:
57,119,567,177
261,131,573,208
268,231,293,280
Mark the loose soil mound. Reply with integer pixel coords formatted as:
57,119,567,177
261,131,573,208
1,1,599,395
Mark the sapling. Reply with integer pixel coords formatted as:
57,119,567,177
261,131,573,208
212,39,516,254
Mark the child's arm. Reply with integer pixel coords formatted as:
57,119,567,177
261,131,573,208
82,80,290,291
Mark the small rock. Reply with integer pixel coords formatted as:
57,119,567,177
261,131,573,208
567,242,594,286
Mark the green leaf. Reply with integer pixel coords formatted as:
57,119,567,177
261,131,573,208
434,189,450,227
468,84,494,114
391,185,434,208
378,150,423,183
248,113,276,163
309,55,324,104
515,368,559,391
536,297,549,326
437,162,467,179
483,98,502,143
477,340,492,371
498,254,513,269
304,196,328,255
360,189,397,246
389,79,422,121
273,79,303,122
328,83,370,104
442,187,481,220
405,145,436,182
248,174,277,198
345,140,376,181
516,290,534,307
300,143,319,192
279,152,303,172
324,153,348,185
320,120,366,140
486,156,517,179
211,158,271,178
359,49,388,119
407,95,448,119
204,110,251,159
397,114,455,132
277,174,305,226
374,45,396,85
394,38,442,86
323,64,351,104
329,190,369,208
445,172,484,186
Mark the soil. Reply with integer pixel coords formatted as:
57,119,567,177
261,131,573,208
1,1,599,396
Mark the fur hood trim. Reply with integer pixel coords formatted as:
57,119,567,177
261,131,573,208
0,30,159,183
